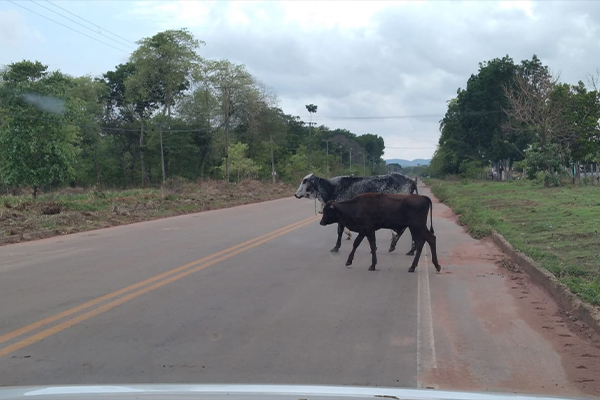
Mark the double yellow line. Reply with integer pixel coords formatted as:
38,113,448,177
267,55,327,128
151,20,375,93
0,215,318,359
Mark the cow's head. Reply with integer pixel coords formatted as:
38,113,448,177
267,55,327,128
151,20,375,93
294,173,317,199
319,202,338,226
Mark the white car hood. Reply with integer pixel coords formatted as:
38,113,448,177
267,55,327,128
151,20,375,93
0,385,584,400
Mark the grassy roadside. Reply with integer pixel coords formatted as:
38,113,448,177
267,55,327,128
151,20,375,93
426,179,600,306
1,179,294,241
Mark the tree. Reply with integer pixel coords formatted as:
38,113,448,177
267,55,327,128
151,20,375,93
305,103,317,171
177,83,219,178
68,76,108,185
218,142,260,182
119,61,163,187
203,59,260,182
434,55,547,178
503,56,567,183
100,62,150,186
128,28,204,183
558,82,600,182
0,61,80,198
355,133,384,160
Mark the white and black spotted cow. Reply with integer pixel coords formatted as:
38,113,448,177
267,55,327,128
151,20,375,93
294,173,418,254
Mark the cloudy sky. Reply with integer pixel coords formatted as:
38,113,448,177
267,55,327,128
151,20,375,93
2,1,600,160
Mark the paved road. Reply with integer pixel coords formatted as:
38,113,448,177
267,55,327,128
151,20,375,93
1,185,599,397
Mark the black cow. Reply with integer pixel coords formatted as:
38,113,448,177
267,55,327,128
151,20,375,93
319,193,441,273
295,173,418,253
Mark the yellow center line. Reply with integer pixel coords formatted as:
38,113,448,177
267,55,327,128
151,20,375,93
0,216,317,359
0,215,317,347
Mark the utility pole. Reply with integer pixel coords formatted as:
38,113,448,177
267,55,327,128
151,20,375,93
307,121,313,171
270,134,275,184
349,147,352,173
363,153,366,176
140,116,146,187
340,145,343,169
216,84,241,183
159,123,166,183
305,104,318,172
224,89,230,182
324,139,330,175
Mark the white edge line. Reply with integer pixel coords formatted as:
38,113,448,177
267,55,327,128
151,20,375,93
417,245,437,389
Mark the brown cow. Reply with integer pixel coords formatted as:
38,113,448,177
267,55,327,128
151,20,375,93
319,193,441,272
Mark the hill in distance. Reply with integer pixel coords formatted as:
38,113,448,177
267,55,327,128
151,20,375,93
385,158,430,167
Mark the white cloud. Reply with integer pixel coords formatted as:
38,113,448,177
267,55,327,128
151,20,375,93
128,1,214,30
0,9,44,49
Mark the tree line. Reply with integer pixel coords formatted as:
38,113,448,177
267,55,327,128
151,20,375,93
0,28,387,197
430,54,600,186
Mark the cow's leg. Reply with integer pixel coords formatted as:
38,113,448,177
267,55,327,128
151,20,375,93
407,232,417,256
389,227,405,252
408,226,441,273
331,223,344,252
345,227,352,240
346,233,365,266
421,228,442,272
366,232,378,271
407,227,426,273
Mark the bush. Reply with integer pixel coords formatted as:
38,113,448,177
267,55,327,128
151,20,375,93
459,160,483,179
41,202,62,215
161,176,190,194
534,171,561,187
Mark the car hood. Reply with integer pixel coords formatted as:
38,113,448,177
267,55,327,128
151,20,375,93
0,385,584,400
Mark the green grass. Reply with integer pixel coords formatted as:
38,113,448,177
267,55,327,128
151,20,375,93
426,179,600,306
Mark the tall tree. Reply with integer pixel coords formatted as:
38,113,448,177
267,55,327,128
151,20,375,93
503,56,566,179
68,76,108,185
128,28,203,182
0,61,81,197
203,59,259,182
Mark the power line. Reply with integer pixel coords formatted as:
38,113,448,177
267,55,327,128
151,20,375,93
7,0,131,54
298,110,505,121
0,110,209,133
30,0,135,50
44,0,137,46
301,114,442,120
385,148,437,150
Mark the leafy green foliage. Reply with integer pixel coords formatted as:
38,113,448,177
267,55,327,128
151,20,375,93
433,54,600,184
0,62,81,197
219,142,261,182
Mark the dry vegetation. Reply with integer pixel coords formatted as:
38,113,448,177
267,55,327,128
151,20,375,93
0,178,293,240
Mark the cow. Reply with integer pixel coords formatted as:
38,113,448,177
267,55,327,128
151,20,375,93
319,193,441,273
294,173,418,254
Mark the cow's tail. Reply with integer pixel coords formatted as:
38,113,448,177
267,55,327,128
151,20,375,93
427,196,434,234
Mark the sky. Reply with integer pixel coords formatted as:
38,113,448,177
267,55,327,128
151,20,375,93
2,1,600,160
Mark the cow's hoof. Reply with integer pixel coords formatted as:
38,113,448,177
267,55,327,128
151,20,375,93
435,265,442,272
406,251,415,256
346,236,351,240
368,266,377,271
345,260,353,266
330,247,339,253
388,246,396,253
408,267,416,273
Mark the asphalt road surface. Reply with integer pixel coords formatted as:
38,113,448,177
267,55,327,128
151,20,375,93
1,184,599,397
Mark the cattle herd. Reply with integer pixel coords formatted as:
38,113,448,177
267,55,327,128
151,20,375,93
294,173,441,273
